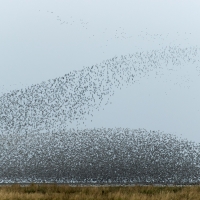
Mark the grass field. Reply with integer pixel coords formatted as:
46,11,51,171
0,183,200,200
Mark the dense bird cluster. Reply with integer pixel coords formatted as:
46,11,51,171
0,128,200,185
1,45,200,185
1,6,199,186
0,45,199,135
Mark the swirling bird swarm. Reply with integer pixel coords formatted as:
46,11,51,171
0,45,200,184
0,128,200,185
0,45,199,135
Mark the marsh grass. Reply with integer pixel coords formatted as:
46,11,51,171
0,183,200,200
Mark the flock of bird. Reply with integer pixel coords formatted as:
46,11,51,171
41,10,90,29
1,9,200,184
40,9,194,46
0,45,199,137
1,44,200,184
0,128,200,184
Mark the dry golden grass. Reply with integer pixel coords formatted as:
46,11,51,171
0,183,200,200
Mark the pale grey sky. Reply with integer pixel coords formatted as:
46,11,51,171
1,0,200,142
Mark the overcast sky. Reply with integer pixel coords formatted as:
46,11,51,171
1,0,200,142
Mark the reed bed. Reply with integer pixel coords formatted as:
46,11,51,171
0,183,200,200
